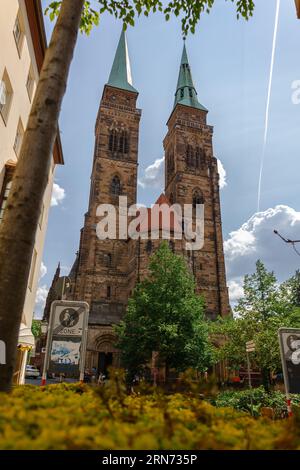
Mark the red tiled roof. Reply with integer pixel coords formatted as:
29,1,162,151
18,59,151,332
137,193,182,234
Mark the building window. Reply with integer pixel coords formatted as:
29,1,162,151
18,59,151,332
13,12,24,56
0,165,15,224
186,145,194,168
109,129,129,157
26,66,35,101
104,253,112,267
109,129,118,152
180,88,184,99
107,285,111,299
0,70,13,125
13,119,24,157
28,249,37,291
118,130,129,154
193,191,204,208
189,88,193,98
111,176,121,196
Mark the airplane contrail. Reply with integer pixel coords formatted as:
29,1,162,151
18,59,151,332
257,0,281,212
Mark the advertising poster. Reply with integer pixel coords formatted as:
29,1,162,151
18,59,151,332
278,328,300,394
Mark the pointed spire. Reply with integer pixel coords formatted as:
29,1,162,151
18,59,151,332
107,30,138,93
174,42,207,111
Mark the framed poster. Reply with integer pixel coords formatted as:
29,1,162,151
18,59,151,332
278,328,300,395
42,301,89,383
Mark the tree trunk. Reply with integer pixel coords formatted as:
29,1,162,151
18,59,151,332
0,0,84,392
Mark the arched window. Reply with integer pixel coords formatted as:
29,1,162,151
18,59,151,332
193,190,204,208
186,145,193,167
104,253,112,267
111,176,121,196
107,285,111,298
195,147,205,168
118,130,129,154
109,129,118,152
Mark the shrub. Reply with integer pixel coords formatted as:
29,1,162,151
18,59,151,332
0,380,299,450
213,387,300,418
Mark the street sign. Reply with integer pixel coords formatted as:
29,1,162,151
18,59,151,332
42,301,89,384
246,340,255,353
278,328,300,395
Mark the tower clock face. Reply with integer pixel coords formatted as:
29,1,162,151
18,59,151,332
59,308,79,328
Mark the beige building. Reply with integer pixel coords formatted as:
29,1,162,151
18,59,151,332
0,0,63,383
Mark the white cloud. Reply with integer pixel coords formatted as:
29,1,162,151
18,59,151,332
34,285,49,319
51,183,66,207
217,159,227,189
225,205,300,304
138,157,164,190
138,157,227,191
227,278,244,303
39,261,47,280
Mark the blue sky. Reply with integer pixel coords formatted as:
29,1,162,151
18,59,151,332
36,0,300,315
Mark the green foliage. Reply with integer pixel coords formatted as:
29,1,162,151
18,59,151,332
115,242,212,379
0,380,299,450
31,320,41,339
213,387,300,419
210,261,300,374
45,0,255,36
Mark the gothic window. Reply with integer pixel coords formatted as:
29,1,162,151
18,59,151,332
111,176,121,196
193,190,204,208
186,145,194,167
167,152,174,174
195,147,205,168
189,88,193,98
109,129,129,157
118,130,129,154
104,253,112,267
107,285,111,298
109,129,118,152
180,88,184,99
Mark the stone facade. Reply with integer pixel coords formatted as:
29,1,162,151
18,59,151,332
67,36,230,375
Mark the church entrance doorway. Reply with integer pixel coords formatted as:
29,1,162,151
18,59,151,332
98,352,113,378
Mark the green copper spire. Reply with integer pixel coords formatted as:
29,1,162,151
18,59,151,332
174,42,207,111
107,30,138,93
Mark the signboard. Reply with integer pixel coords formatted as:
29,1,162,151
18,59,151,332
246,340,255,353
278,328,300,394
42,301,89,383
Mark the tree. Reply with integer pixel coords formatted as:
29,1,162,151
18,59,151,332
115,242,212,382
211,261,300,391
31,320,42,339
0,0,255,392
280,270,300,308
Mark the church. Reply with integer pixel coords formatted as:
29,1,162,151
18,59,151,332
63,31,230,375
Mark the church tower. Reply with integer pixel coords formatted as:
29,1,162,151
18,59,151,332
69,31,141,370
164,43,230,319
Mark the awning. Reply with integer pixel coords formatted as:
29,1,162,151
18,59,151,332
18,323,35,348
